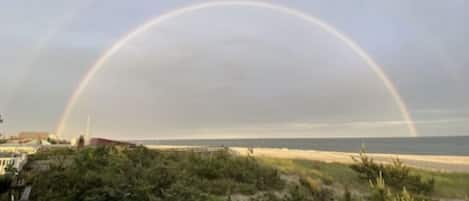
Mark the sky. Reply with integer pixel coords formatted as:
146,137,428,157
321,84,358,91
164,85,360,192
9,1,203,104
0,0,468,140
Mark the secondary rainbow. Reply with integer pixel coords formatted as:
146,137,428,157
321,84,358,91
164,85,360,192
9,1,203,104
56,0,418,138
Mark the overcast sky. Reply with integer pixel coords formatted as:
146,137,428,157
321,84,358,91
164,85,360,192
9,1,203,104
1,0,468,140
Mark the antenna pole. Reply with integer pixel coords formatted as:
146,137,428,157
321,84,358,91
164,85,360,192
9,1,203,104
86,115,91,143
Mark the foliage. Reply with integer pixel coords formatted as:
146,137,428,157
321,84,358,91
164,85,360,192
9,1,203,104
278,183,334,201
343,185,352,201
283,185,312,201
0,165,17,200
46,138,70,145
249,184,330,201
20,147,469,201
25,146,284,201
368,173,393,201
0,176,12,194
368,173,420,201
393,188,415,201
29,147,75,161
4,163,18,177
249,192,283,201
351,149,434,195
258,156,469,200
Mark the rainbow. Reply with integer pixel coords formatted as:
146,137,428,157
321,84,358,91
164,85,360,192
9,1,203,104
56,0,418,138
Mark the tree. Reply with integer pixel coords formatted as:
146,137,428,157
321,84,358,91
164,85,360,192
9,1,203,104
77,135,85,149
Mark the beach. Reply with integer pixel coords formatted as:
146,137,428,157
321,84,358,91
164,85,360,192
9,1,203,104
146,145,469,173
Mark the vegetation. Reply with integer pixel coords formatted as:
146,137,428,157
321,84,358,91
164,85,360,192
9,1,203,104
24,146,284,201
350,150,435,195
0,176,11,194
367,173,418,201
45,138,69,145
260,156,469,200
0,146,466,201
0,163,20,200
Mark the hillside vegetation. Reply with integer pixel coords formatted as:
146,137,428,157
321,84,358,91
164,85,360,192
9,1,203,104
3,146,467,201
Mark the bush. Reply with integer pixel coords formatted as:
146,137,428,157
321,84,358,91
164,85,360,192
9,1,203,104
368,173,421,201
249,192,283,201
0,176,12,194
343,185,352,201
284,185,312,201
26,146,285,201
351,149,434,195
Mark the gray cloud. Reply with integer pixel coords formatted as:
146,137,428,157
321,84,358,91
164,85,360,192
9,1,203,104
1,0,468,139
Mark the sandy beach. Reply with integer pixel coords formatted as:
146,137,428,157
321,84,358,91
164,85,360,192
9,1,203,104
146,145,469,173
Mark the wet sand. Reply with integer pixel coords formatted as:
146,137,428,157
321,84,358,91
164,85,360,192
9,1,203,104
146,145,469,173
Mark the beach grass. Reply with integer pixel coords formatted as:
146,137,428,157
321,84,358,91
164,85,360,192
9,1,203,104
19,146,469,200
258,157,469,199
414,169,469,198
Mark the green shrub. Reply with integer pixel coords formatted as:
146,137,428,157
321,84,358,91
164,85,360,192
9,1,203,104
321,175,334,186
0,176,12,194
343,185,352,201
249,192,283,201
368,173,421,201
368,173,393,201
351,149,434,195
284,185,312,201
26,146,284,201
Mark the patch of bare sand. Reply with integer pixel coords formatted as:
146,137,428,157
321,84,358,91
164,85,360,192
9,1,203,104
231,147,469,172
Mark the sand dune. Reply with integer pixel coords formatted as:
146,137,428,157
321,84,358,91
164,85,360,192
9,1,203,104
146,145,469,172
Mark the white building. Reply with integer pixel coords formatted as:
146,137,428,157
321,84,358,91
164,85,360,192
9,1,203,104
0,144,39,154
0,153,28,175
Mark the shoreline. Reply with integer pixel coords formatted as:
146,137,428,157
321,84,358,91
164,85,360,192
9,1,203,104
146,145,469,173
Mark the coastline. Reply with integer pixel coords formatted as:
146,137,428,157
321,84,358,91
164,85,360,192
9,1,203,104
146,145,469,173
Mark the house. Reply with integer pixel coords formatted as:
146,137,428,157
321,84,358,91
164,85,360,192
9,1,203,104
0,144,39,154
0,153,28,175
18,132,50,141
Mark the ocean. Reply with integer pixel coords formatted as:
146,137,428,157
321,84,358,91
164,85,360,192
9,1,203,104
135,136,469,156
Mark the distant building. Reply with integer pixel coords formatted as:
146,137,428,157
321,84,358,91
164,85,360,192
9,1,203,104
0,144,39,154
70,137,79,146
0,153,28,175
89,138,135,147
48,134,58,140
18,132,50,141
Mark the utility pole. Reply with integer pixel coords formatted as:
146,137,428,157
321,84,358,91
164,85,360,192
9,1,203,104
0,114,4,138
85,115,91,144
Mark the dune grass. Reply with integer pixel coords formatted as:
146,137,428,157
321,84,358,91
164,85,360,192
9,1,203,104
414,169,469,198
18,147,469,200
258,157,469,199
258,157,364,189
